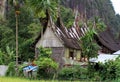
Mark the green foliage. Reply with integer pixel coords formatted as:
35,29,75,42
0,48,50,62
36,57,58,79
27,22,41,38
38,47,52,58
58,67,76,80
60,6,74,28
0,1,43,62
88,57,120,81
94,16,106,32
36,58,57,69
87,63,101,81
0,24,15,51
80,18,106,80
19,38,34,61
80,27,98,59
58,66,88,80
7,6,34,37
35,47,58,79
80,18,105,59
5,6,39,61
98,58,120,80
18,63,28,77
18,21,41,61
6,62,16,76
4,46,15,64
26,0,58,19
0,49,5,64
0,46,15,65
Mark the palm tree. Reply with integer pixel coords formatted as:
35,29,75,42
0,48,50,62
26,0,58,26
26,0,57,18
26,0,58,34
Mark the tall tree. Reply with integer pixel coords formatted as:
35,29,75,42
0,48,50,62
26,0,58,24
26,0,58,37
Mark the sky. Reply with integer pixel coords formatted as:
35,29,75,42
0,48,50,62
111,0,120,14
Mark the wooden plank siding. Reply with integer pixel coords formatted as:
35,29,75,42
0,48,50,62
51,47,65,68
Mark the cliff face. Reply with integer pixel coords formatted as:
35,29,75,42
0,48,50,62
61,0,120,37
61,0,115,23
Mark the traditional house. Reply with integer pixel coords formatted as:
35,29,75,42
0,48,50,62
32,12,88,67
32,11,120,67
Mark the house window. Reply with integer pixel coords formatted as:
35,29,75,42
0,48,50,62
69,51,74,60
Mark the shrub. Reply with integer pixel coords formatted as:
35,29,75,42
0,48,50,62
0,46,15,65
38,47,52,58
58,67,76,80
58,66,88,80
0,49,5,64
89,57,120,81
18,63,28,77
35,57,58,79
6,62,16,76
35,47,58,79
97,59,120,80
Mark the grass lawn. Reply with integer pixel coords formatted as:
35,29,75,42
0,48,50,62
0,77,87,82
0,77,40,82
0,77,59,82
0,77,119,82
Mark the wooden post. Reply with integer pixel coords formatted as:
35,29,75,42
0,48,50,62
15,12,18,75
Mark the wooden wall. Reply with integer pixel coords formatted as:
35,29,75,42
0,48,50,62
51,47,65,68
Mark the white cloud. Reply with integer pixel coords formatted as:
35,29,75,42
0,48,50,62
111,0,120,14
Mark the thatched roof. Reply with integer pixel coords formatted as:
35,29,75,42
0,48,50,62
98,28,120,51
32,12,120,52
53,17,81,49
